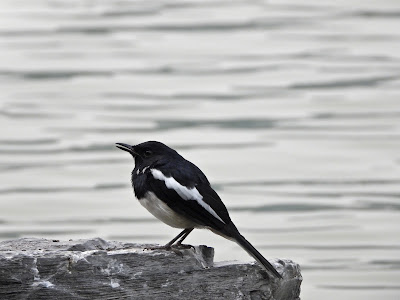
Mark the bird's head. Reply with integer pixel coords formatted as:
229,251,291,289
116,141,179,167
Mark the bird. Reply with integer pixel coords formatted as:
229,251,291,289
116,141,282,279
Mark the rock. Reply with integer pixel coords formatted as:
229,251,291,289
0,238,302,300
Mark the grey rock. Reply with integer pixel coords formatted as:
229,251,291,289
0,238,302,300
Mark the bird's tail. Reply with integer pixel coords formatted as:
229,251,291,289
233,233,282,279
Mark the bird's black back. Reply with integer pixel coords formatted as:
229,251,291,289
131,144,234,234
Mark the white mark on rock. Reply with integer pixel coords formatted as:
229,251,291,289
70,250,98,264
161,280,171,288
110,278,120,288
108,248,139,255
33,281,54,288
31,258,54,288
133,271,142,278
32,258,40,281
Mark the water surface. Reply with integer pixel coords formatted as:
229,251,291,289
1,1,400,299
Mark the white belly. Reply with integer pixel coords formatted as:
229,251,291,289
139,191,197,229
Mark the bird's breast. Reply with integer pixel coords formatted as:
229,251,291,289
131,171,149,199
139,191,197,229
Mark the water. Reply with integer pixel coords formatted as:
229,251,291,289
1,0,400,299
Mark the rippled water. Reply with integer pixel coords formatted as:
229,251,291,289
1,0,400,299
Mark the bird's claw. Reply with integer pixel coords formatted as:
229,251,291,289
172,243,195,250
143,243,194,258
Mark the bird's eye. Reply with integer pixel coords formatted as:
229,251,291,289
144,150,152,157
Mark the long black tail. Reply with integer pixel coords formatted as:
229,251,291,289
233,233,282,279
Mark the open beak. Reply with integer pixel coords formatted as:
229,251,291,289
115,143,137,155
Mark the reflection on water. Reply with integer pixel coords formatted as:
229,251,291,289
1,0,400,299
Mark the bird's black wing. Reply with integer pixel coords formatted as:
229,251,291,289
146,167,232,233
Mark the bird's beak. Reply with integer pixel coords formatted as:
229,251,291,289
115,143,137,156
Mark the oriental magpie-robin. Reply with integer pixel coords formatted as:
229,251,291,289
116,141,282,279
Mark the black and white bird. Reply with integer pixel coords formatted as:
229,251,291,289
116,141,281,279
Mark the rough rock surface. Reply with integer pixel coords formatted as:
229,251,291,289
0,238,302,300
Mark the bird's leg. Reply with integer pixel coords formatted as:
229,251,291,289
145,228,192,250
166,228,193,248
172,228,194,249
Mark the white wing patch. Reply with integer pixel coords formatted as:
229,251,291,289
150,168,225,224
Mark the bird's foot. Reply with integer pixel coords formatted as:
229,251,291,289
143,243,194,258
143,245,183,257
172,243,195,250
144,243,194,251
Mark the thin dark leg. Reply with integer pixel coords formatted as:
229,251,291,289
175,228,194,245
145,228,194,251
165,228,193,248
